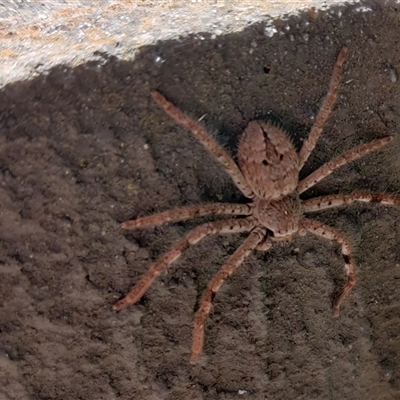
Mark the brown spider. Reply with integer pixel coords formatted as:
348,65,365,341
113,47,400,364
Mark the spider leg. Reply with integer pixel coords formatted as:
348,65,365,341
298,46,347,169
191,226,266,364
113,218,256,311
151,90,255,199
300,218,356,317
303,191,400,213
297,136,393,194
121,203,253,230
255,236,273,251
300,218,355,316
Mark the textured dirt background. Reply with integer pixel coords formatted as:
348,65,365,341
1,1,400,400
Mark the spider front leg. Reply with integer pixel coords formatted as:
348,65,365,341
191,226,266,364
255,237,273,251
300,218,356,316
113,218,256,311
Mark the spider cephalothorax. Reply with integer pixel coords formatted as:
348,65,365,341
113,47,399,364
253,193,303,240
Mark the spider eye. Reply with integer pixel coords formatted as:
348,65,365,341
262,160,269,166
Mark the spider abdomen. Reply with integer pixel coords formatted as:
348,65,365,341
238,121,299,200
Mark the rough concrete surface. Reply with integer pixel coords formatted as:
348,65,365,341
1,1,400,399
1,0,352,86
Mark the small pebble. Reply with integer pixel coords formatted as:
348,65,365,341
389,67,398,82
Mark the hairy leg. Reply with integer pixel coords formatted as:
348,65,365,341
303,191,400,213
297,136,393,194
151,90,254,199
191,226,266,364
300,218,356,316
113,218,256,311
298,46,347,169
121,203,253,230
255,236,273,251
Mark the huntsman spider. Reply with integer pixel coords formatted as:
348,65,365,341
113,47,399,364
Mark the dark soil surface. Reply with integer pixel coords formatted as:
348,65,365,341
1,2,400,399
